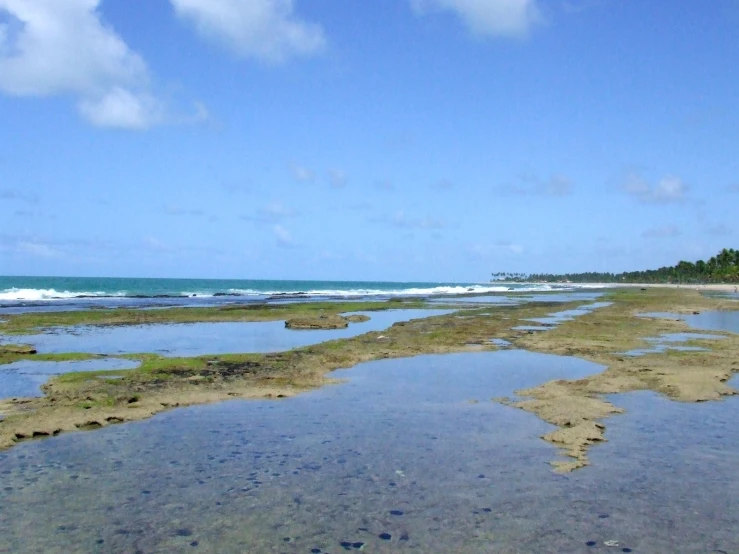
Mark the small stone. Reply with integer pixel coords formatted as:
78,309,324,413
390,510,404,516
379,533,391,540
604,540,619,547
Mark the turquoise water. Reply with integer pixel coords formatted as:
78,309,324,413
0,276,564,301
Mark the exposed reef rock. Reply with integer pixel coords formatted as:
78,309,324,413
0,344,37,355
285,314,350,330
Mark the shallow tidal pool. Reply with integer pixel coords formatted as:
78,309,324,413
1,350,738,553
1,309,453,358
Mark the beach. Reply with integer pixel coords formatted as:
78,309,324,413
1,282,738,551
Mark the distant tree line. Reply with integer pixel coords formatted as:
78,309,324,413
493,248,739,284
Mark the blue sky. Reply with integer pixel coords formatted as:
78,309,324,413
1,0,738,282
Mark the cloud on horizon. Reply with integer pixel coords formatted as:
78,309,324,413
171,0,326,63
410,0,542,38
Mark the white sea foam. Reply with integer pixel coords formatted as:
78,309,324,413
229,284,575,298
0,288,125,301
0,282,597,302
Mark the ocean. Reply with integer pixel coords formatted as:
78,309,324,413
0,275,590,304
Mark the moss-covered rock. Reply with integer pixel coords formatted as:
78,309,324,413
0,344,37,355
285,314,349,330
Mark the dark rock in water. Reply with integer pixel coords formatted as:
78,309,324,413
379,533,392,541
214,292,242,297
267,292,310,300
389,510,404,516
285,314,349,330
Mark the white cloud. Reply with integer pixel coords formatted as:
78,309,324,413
0,0,163,128
431,179,455,191
641,225,681,239
411,0,542,38
273,224,294,248
170,0,325,63
258,202,298,221
623,174,688,204
17,240,61,258
468,241,524,259
242,202,299,223
373,179,395,192
78,87,163,130
0,188,38,203
496,174,573,197
392,210,446,230
327,168,348,188
707,224,732,237
142,236,171,252
290,164,315,183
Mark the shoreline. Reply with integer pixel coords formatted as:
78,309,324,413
1,288,738,472
494,281,739,292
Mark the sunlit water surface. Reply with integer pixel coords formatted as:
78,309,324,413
1,351,739,553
